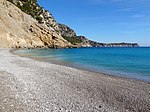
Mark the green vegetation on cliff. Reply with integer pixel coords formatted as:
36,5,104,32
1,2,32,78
63,36,83,45
7,0,44,23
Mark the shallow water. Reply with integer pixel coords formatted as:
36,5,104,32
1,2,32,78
16,47,150,82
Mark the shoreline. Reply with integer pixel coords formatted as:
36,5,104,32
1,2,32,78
12,48,150,83
0,48,150,111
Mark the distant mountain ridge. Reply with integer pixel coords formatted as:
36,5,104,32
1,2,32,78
77,36,139,47
2,0,139,48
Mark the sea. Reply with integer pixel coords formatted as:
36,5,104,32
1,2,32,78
15,47,150,82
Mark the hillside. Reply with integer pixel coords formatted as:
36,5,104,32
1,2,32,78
0,0,71,48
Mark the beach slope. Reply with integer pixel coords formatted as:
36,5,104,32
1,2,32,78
0,49,149,112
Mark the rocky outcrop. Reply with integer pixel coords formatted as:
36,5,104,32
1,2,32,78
0,0,71,48
58,24,76,37
39,9,59,31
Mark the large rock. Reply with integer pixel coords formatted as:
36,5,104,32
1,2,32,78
0,0,71,48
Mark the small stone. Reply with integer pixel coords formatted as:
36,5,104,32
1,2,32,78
10,104,13,107
99,105,102,108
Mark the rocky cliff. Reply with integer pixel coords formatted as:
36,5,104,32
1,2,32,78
0,0,71,48
7,0,75,36
58,24,77,37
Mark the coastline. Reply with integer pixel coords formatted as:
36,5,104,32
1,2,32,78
0,48,150,112
12,48,150,83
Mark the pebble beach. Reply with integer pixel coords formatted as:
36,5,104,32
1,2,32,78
0,49,150,112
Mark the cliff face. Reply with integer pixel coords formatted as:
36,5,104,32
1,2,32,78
58,24,76,37
0,0,71,48
6,0,77,42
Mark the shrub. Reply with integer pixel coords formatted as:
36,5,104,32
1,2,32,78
36,16,43,23
6,0,44,23
63,36,83,45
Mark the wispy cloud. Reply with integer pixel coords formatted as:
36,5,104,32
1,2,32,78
111,0,149,2
114,22,150,26
131,14,145,18
116,8,133,12
89,0,150,4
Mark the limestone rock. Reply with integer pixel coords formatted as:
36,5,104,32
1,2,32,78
58,24,77,37
0,0,71,48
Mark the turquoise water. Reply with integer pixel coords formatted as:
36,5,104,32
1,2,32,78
16,47,150,82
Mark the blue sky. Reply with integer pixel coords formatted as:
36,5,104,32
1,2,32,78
38,0,150,46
